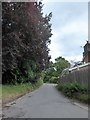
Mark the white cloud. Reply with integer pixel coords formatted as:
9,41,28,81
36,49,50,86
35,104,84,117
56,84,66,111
42,0,89,3
52,11,88,40
42,2,88,62
65,55,83,62
48,10,88,62
48,31,63,62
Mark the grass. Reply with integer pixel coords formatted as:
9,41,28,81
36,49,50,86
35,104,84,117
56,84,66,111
2,79,43,105
0,84,2,99
79,94,89,102
56,82,89,104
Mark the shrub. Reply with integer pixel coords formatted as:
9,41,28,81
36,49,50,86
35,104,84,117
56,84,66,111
49,76,58,83
57,82,88,97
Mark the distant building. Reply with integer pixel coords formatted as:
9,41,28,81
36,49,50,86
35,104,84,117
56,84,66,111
83,41,90,63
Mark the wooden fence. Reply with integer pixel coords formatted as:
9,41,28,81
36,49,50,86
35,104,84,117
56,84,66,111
59,64,90,86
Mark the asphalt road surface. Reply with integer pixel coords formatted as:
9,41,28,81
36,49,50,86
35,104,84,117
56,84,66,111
3,83,88,118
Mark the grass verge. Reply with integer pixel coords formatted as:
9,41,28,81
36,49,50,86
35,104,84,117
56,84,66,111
56,82,89,104
2,79,43,105
0,84,2,100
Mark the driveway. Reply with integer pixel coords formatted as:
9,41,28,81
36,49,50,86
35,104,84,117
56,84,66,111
2,83,88,118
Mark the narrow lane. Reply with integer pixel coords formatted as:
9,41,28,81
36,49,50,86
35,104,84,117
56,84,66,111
3,83,88,118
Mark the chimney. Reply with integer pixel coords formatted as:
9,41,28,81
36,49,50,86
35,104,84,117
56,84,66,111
83,40,90,63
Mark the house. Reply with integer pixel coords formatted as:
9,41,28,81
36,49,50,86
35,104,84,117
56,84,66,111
83,41,90,63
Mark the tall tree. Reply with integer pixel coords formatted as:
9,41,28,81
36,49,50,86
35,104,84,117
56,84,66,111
42,56,69,83
2,2,52,84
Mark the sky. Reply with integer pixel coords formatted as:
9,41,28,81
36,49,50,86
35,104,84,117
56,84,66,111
42,2,88,63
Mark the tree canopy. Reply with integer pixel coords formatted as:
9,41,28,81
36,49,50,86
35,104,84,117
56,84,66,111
2,2,52,84
42,57,69,83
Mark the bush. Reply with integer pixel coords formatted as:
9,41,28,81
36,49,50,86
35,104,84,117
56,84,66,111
4,60,38,85
49,76,58,83
42,68,59,83
57,82,88,97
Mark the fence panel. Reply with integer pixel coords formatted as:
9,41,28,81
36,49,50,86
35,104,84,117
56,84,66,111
59,65,90,86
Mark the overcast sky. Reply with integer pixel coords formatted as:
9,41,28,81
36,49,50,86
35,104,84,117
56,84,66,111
43,2,88,62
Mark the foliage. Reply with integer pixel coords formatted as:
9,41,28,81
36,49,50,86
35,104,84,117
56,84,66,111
2,79,43,104
0,84,2,99
57,82,88,96
56,82,89,103
49,76,58,83
54,57,68,76
76,94,90,103
42,57,68,83
2,2,52,84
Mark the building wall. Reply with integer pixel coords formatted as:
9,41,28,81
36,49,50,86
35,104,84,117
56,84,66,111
83,41,90,63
